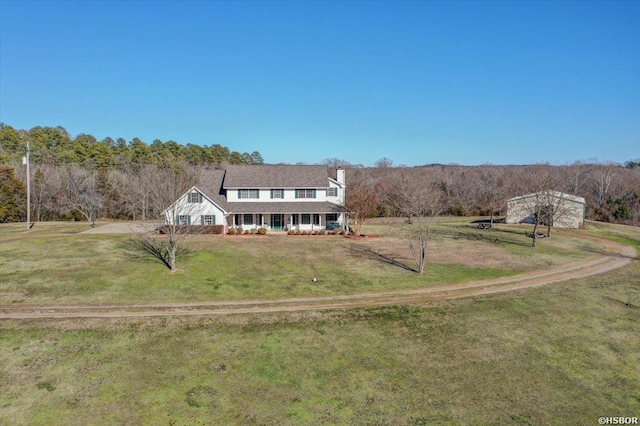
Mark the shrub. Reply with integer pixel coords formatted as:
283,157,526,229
295,230,301,235
228,227,236,235
158,225,224,235
301,231,308,235
319,229,326,235
287,230,295,235
195,225,224,234
312,230,319,235
237,227,243,234
339,229,346,235
257,227,267,235
244,230,250,234
37,381,55,392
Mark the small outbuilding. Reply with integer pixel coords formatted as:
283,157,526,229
506,190,586,229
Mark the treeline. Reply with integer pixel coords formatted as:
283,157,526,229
345,162,640,225
0,123,264,168
0,123,638,226
0,122,264,223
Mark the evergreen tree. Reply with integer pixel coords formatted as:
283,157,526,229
0,165,27,223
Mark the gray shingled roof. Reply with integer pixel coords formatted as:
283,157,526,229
225,201,348,214
196,169,229,211
195,166,346,214
223,165,329,188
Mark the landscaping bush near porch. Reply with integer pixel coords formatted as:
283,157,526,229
158,224,225,235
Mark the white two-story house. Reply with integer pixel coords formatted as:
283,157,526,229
164,165,348,231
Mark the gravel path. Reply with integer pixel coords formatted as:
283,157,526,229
0,237,635,319
80,222,160,234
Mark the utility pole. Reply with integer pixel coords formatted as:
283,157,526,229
26,139,31,229
20,130,31,229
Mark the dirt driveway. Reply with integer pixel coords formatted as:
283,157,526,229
0,237,635,320
80,222,161,235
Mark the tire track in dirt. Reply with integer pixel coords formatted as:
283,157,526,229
0,238,635,319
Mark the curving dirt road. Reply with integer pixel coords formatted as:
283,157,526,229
0,238,635,320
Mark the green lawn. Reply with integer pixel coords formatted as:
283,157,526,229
0,219,601,304
1,255,638,424
0,219,638,424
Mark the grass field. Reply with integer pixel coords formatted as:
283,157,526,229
1,259,639,424
1,219,638,424
0,219,601,305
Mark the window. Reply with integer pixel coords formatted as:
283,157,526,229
188,192,201,203
327,188,338,197
292,214,299,225
243,214,254,225
238,189,259,199
313,214,320,225
178,215,190,225
302,214,311,225
326,214,337,222
271,189,284,199
201,215,215,225
296,189,316,199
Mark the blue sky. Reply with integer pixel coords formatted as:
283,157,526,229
1,0,638,166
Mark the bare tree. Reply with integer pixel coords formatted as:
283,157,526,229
445,165,477,216
32,165,58,221
399,176,446,274
135,163,200,271
107,169,137,220
509,165,577,246
345,180,379,236
593,163,618,206
538,179,580,237
474,165,513,226
56,165,102,222
374,157,394,168
381,169,444,222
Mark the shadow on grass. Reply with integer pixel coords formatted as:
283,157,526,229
347,244,417,273
443,226,532,248
579,244,638,261
470,218,505,224
602,295,640,309
120,237,192,270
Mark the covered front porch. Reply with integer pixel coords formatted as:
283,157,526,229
227,212,346,232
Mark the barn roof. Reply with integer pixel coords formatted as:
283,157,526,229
507,190,586,204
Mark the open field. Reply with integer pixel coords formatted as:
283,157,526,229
1,256,639,424
1,219,638,424
0,219,604,305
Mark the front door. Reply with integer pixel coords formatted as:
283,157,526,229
271,214,284,230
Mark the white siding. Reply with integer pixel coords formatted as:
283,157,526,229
226,188,330,202
326,181,344,204
165,190,226,225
